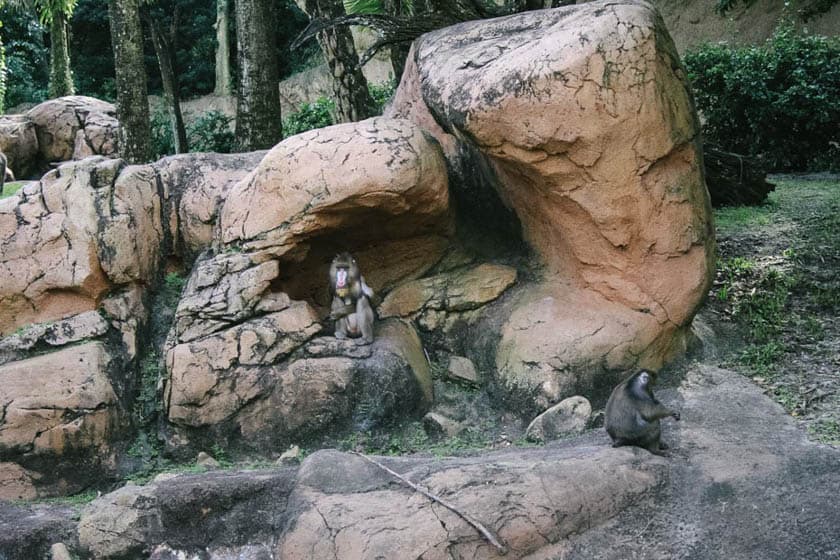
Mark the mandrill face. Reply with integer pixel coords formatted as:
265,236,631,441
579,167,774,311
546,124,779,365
330,252,360,297
335,268,348,288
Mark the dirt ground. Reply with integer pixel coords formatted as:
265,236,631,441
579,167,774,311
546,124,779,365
701,174,840,446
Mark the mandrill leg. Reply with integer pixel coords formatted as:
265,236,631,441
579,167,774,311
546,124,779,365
357,296,374,345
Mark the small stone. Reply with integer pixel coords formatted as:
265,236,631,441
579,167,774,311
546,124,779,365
422,412,464,438
50,543,72,560
152,472,179,483
277,445,302,465
196,452,220,469
526,396,592,443
446,356,479,386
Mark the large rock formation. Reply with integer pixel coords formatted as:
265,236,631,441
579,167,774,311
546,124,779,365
0,0,717,502
0,96,119,178
388,0,715,412
0,152,262,497
219,117,452,304
163,123,451,453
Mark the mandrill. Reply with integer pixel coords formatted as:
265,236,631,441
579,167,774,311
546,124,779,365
328,252,375,344
605,369,680,456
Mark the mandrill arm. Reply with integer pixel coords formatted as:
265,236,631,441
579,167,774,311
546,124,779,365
329,296,355,320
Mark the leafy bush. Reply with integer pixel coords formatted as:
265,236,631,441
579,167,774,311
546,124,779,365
188,110,235,153
1,6,48,109
150,109,175,159
152,109,235,158
369,80,396,113
684,24,840,171
283,97,335,137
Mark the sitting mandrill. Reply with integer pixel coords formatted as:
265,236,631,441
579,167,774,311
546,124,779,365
605,369,680,456
328,252,375,344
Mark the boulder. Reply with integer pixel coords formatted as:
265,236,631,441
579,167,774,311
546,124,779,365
154,151,266,261
218,117,452,301
0,502,78,560
422,411,464,437
389,0,714,410
0,310,109,366
0,342,125,494
78,469,298,559
0,115,38,178
168,251,284,344
0,157,162,336
61,365,840,559
525,396,592,443
165,297,433,451
379,263,518,319
26,96,118,164
379,263,518,356
447,355,480,386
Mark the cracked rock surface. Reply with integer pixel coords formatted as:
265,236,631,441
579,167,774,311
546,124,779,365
0,96,119,178
388,0,715,411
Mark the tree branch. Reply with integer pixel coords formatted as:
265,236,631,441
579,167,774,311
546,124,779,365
350,452,508,556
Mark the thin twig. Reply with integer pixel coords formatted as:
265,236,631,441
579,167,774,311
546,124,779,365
350,452,508,555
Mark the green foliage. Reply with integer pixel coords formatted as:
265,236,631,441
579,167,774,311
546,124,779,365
715,256,756,301
369,80,396,112
69,0,114,100
808,418,840,445
1,181,25,198
738,341,786,375
150,109,174,159
188,110,235,153
283,97,335,137
734,268,795,343
716,0,840,20
684,24,840,171
281,81,396,138
152,109,235,158
1,5,49,109
344,0,382,14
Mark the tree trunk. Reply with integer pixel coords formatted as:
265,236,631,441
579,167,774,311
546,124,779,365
301,0,376,123
148,18,188,154
108,0,151,163
48,12,75,98
214,0,232,96
234,0,282,150
381,0,409,83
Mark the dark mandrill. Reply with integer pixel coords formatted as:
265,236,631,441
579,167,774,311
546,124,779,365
605,369,680,456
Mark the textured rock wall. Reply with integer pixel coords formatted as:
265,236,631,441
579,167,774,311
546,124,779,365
388,0,715,412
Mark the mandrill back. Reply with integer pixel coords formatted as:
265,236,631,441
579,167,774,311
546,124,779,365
605,369,680,456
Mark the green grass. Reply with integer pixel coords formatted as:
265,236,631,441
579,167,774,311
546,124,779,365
337,421,501,458
713,195,779,232
808,418,840,446
0,181,25,199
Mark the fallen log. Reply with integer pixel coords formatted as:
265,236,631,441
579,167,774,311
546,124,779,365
703,147,776,207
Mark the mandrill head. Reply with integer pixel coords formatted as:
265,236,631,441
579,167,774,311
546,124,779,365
330,252,360,297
